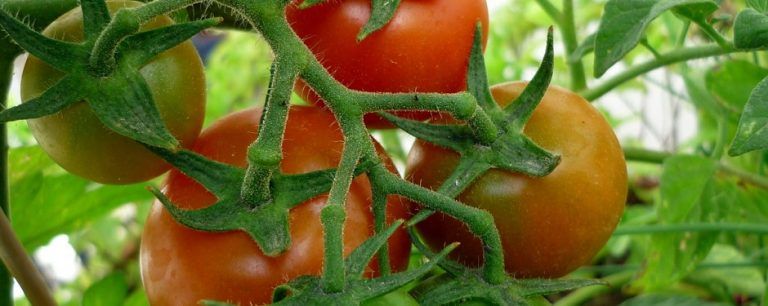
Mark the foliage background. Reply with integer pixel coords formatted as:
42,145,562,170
6,0,768,305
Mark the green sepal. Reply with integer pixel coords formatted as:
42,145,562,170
466,23,503,123
412,270,604,305
346,220,404,278
89,67,180,149
379,112,474,152
0,8,85,72
489,133,560,177
357,0,401,41
407,226,467,276
119,18,221,66
269,242,457,305
0,75,83,122
146,146,244,194
504,28,555,131
298,0,326,9
80,0,111,40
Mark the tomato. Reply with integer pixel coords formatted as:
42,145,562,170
20,0,205,184
140,106,411,305
286,0,489,128
407,82,627,278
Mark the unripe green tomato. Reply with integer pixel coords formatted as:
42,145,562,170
20,0,205,184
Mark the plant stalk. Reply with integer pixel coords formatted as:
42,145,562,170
0,54,13,306
560,0,587,91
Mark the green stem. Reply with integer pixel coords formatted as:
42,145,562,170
378,168,506,285
613,223,768,235
692,18,730,50
560,0,587,91
241,61,297,207
0,55,12,306
624,147,768,190
581,44,734,101
533,0,562,24
132,0,204,21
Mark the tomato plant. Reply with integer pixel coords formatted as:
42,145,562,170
20,0,206,184
140,106,411,305
407,81,628,278
286,0,489,128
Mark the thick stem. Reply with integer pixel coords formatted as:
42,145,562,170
581,44,734,101
560,0,586,91
321,129,365,293
241,61,297,207
0,211,56,306
0,55,12,306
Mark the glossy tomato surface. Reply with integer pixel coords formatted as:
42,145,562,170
286,0,489,128
141,106,411,305
407,82,627,278
21,0,205,184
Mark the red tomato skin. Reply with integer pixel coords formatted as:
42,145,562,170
407,82,628,278
286,0,489,128
141,106,410,305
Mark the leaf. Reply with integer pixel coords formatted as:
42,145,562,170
357,0,401,41
636,155,722,290
9,146,152,250
689,244,766,296
83,272,128,306
729,76,768,156
620,294,729,306
594,0,718,77
748,0,768,13
735,9,768,49
706,60,768,110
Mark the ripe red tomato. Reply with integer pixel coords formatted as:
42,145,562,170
407,82,627,278
140,106,411,305
20,0,205,184
286,0,489,128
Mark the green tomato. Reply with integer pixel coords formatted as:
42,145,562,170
20,0,205,184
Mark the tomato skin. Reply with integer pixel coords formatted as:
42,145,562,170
286,0,489,128
20,0,205,184
407,82,627,278
140,106,411,305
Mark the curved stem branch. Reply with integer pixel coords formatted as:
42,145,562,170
581,44,734,101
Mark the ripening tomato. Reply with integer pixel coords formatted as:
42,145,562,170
140,106,411,305
286,0,489,128
407,82,627,278
21,0,205,184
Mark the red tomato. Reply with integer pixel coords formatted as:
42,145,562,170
286,0,489,128
141,106,411,305
407,82,627,278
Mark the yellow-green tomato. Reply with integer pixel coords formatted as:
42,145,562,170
21,0,205,184
407,82,627,278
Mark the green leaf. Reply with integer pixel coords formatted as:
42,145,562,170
620,294,729,306
357,0,401,41
9,146,152,250
729,75,768,156
748,0,768,13
706,60,768,111
124,289,150,306
735,9,768,49
594,0,718,77
83,272,128,306
689,244,766,296
636,155,722,290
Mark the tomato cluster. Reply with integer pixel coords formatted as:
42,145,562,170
18,0,627,305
